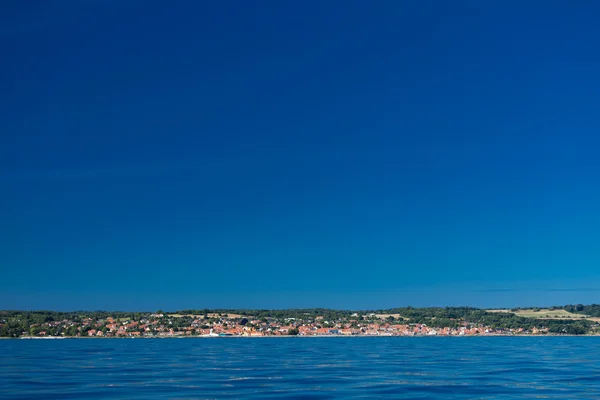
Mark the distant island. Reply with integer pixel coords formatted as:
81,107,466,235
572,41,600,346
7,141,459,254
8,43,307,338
2,305,599,338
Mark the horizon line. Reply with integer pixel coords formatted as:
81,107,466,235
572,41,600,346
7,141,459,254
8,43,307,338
2,304,597,313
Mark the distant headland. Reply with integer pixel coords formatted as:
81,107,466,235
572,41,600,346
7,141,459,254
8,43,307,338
2,305,599,338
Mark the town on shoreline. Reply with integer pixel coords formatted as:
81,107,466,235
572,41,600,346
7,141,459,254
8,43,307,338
3,305,599,338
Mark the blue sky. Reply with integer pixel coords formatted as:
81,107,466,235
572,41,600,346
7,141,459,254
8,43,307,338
2,1,600,310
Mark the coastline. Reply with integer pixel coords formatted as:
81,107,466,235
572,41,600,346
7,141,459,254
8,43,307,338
9,334,600,340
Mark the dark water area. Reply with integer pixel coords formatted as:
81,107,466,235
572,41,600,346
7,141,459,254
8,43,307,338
1,337,599,399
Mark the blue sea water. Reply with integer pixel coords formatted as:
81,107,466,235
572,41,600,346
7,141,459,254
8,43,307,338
1,337,599,399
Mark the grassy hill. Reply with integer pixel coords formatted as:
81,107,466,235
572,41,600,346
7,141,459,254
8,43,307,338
487,308,600,322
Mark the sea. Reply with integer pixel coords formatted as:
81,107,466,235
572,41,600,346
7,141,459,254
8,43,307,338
1,337,599,399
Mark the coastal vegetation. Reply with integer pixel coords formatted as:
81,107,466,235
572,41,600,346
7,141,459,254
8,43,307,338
1,305,599,338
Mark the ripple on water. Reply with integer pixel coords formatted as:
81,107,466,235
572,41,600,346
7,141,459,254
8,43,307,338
2,337,600,399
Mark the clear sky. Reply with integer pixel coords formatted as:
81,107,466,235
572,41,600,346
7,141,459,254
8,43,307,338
2,1,600,311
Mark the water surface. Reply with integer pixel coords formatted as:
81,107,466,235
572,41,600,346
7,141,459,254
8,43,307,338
1,337,599,399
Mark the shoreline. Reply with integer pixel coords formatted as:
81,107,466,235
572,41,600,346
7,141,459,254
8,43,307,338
8,334,600,340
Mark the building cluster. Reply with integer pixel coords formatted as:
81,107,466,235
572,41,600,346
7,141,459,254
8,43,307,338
20,313,549,338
